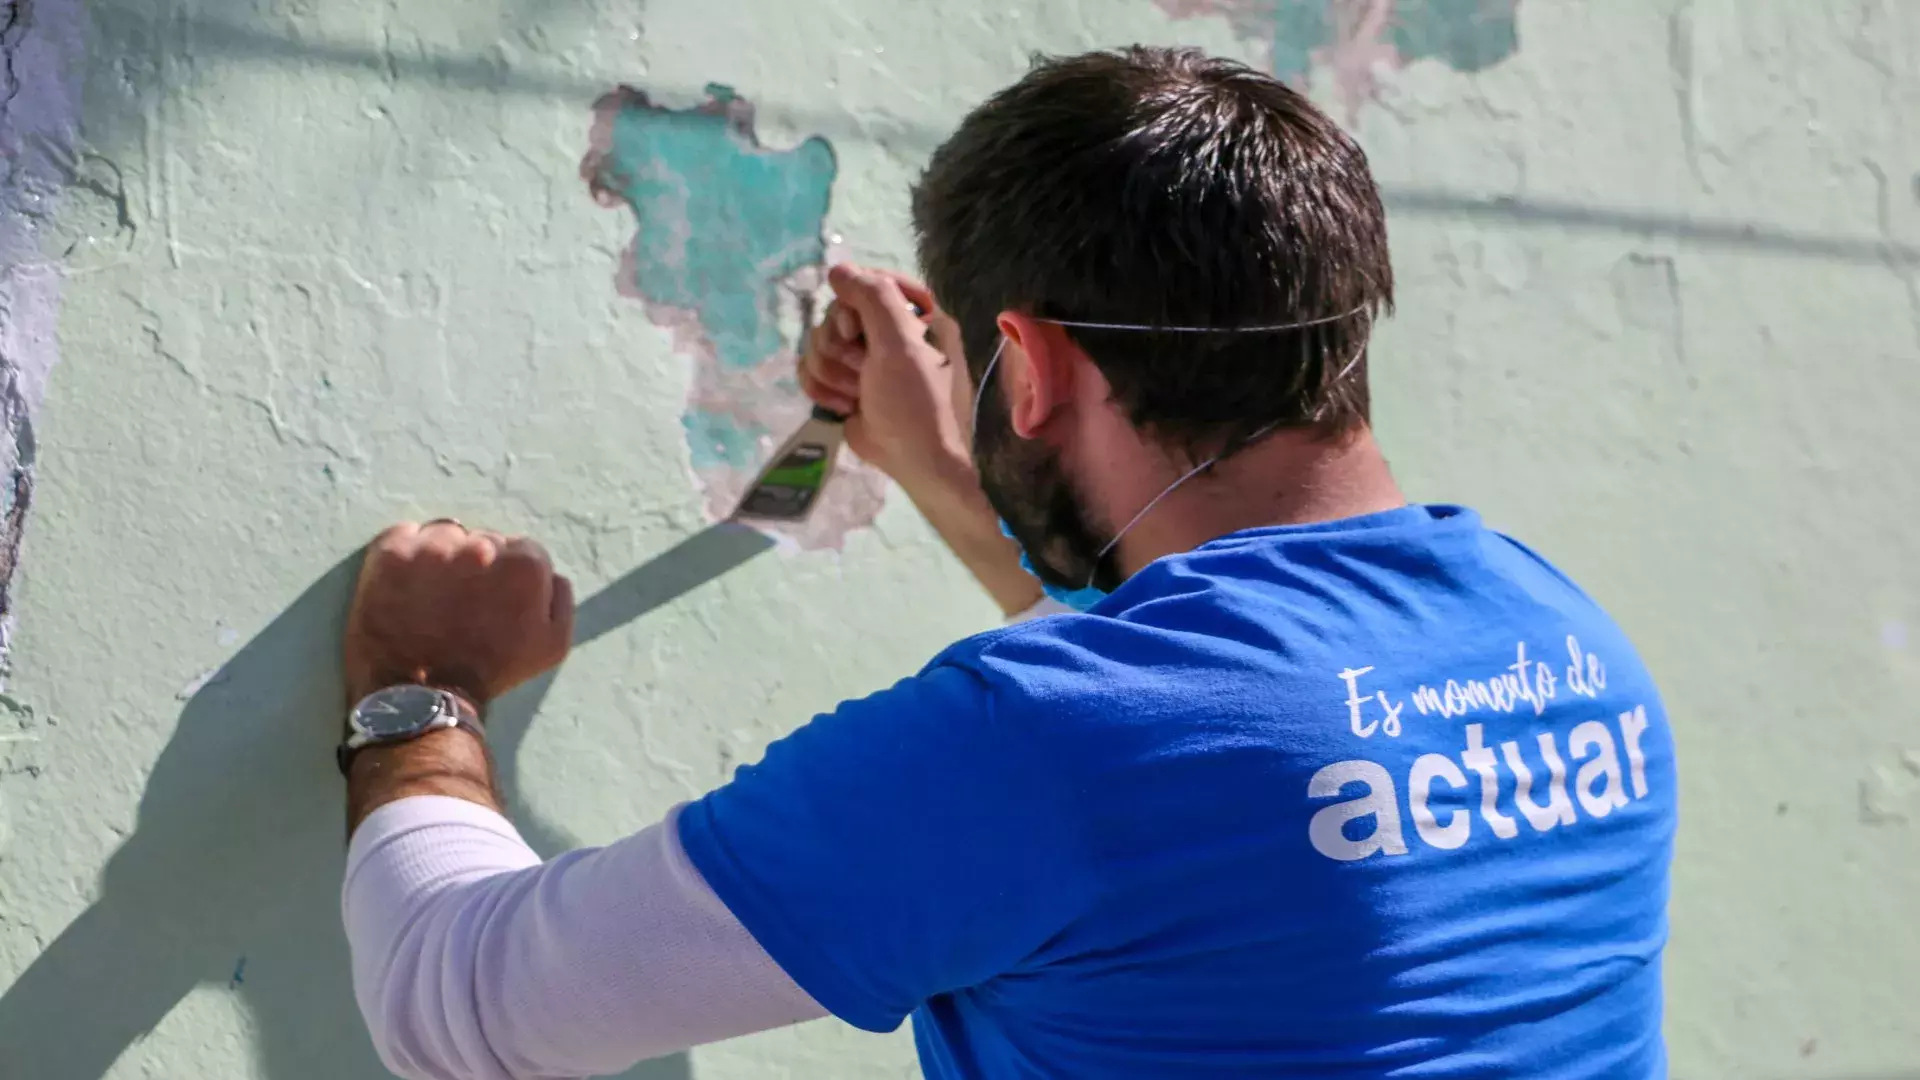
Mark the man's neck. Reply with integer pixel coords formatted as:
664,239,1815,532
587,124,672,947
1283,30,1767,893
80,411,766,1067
1109,426,1406,579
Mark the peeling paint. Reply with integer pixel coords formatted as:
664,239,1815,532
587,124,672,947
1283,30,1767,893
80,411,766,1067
1156,0,1523,117
0,0,85,682
1858,752,1920,827
176,667,226,701
580,83,888,550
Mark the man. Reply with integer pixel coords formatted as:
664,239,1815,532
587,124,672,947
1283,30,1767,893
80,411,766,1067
340,47,1676,1079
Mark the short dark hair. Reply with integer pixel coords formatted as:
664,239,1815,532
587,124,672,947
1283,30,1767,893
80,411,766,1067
912,46,1394,457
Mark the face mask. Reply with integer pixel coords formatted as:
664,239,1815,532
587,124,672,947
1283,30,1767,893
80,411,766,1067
995,513,1112,611
971,305,1369,614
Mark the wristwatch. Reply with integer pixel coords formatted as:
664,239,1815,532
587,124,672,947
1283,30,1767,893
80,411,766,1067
337,684,484,776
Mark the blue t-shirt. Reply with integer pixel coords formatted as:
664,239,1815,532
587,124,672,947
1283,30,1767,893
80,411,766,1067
679,505,1676,1078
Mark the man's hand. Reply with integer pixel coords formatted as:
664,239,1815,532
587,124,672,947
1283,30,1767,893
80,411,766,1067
799,264,968,488
342,521,575,832
799,265,1043,617
344,521,575,709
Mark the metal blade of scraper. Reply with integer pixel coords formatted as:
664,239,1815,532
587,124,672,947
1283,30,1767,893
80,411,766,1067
731,291,922,524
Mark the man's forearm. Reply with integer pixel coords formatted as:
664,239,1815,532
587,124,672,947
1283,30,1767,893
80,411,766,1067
347,726,500,836
898,453,1044,617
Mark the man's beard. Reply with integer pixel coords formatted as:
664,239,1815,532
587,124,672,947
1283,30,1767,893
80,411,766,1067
972,388,1124,593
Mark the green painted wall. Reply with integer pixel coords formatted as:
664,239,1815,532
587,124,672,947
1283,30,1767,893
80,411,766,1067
1,1,1915,1077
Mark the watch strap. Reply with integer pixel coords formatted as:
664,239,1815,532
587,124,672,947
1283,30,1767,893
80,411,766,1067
337,715,484,777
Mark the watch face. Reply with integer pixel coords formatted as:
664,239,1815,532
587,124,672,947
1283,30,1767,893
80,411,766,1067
352,684,445,739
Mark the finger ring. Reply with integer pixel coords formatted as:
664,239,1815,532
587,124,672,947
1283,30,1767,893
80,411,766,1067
424,517,465,530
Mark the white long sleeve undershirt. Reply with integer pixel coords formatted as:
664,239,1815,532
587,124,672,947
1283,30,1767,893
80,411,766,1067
342,798,826,1080
340,595,1069,1079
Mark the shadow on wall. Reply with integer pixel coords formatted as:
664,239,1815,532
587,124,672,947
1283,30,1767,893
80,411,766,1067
0,523,772,1080
2,519,1912,1080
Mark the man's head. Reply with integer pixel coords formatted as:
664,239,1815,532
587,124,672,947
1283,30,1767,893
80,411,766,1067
911,46,1394,592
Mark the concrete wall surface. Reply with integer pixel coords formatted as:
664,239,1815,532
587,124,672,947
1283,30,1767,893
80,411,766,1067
0,0,1915,1077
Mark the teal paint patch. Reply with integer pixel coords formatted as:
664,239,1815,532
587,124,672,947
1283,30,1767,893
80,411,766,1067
683,411,767,470
1388,0,1521,72
594,84,836,373
585,84,836,470
1157,0,1521,86
1270,1,1335,83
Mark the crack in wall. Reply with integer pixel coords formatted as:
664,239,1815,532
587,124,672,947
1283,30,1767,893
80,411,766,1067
0,382,32,646
0,2,27,116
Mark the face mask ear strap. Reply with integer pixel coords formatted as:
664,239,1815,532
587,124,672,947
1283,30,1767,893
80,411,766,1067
972,304,1370,450
969,337,1009,452
1044,302,1367,334
1084,417,1284,588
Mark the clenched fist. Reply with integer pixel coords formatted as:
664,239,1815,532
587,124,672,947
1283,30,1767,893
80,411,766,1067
798,264,970,487
343,521,575,710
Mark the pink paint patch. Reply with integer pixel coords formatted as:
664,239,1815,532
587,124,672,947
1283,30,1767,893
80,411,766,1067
1322,0,1402,120
1151,0,1277,45
1154,0,1236,15
681,302,891,552
1155,0,1523,123
699,458,891,555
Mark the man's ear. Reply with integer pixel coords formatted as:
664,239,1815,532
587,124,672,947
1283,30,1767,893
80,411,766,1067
995,312,1077,440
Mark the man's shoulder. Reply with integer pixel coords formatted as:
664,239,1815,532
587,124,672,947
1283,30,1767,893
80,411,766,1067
919,613,1124,705
911,507,1656,722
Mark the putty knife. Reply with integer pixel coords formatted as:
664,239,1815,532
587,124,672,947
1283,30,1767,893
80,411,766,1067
731,402,850,523
732,296,922,523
